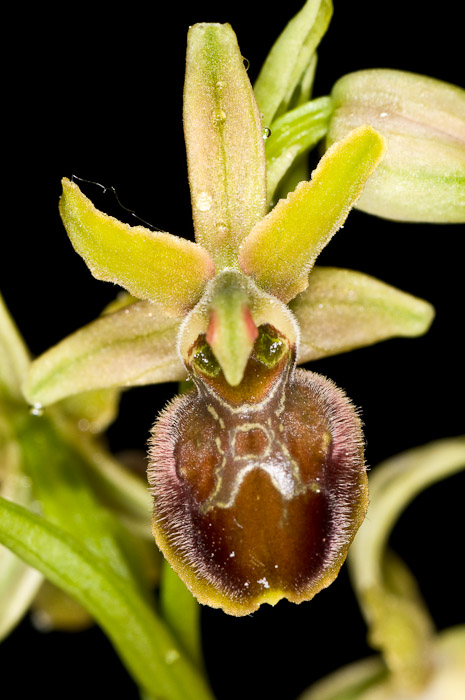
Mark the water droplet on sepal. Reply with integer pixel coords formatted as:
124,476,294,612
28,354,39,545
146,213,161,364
196,191,212,212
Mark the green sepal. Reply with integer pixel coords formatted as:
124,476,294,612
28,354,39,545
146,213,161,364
298,656,387,700
254,0,333,126
56,294,137,431
349,437,465,693
23,300,186,407
59,179,215,315
239,125,386,302
184,23,266,268
14,412,145,590
327,69,465,222
0,496,214,700
298,627,465,700
290,267,434,364
0,293,30,401
266,96,334,204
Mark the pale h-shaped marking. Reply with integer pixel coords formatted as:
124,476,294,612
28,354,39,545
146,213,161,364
199,417,311,513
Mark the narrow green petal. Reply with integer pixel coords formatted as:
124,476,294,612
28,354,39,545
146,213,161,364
239,126,386,302
0,293,30,401
328,70,465,222
184,23,266,267
266,96,333,204
290,267,434,363
160,560,203,669
0,497,214,700
254,0,333,125
23,300,185,407
59,179,215,315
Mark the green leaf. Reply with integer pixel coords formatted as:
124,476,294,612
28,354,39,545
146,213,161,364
59,421,153,540
0,412,43,640
15,413,143,588
23,300,186,407
59,179,215,316
0,293,30,401
327,69,465,222
290,267,434,363
184,23,266,268
0,497,214,700
254,0,333,125
266,96,333,203
160,560,203,669
239,126,386,302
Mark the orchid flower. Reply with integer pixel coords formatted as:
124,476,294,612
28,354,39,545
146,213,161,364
22,21,434,616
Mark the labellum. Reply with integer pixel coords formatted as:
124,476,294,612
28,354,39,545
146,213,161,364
149,325,367,616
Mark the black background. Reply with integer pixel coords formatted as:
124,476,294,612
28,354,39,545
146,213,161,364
1,1,464,698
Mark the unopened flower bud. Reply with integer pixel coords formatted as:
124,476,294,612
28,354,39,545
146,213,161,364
327,69,465,222
148,325,367,615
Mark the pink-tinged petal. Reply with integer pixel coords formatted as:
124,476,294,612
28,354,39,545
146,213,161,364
184,24,267,267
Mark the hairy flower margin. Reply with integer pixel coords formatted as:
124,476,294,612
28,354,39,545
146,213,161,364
19,3,464,616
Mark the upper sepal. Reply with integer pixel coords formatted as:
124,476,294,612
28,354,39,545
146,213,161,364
327,69,465,222
59,178,215,316
184,24,266,267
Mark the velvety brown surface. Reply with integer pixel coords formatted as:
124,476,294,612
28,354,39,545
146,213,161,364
149,326,367,613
